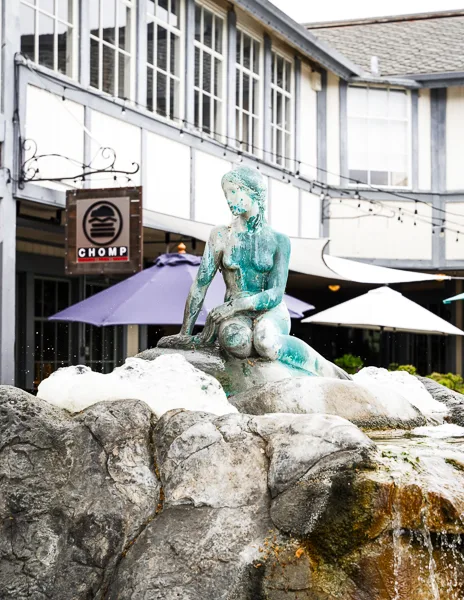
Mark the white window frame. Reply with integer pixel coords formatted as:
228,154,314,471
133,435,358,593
20,0,79,79
89,0,136,100
193,1,227,141
270,49,293,169
235,26,262,157
347,85,412,189
146,0,184,122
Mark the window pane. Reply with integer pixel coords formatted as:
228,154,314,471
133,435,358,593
253,40,259,74
242,113,249,147
157,72,167,116
202,94,211,133
203,10,213,48
236,32,241,63
169,77,176,119
157,0,169,22
235,110,241,144
214,16,223,53
170,32,179,76
285,133,291,166
271,55,276,84
389,120,407,155
368,88,388,118
194,47,200,87
203,52,211,94
57,21,71,75
284,60,291,92
102,44,115,94
348,87,367,116
147,0,155,16
276,129,282,165
285,96,291,130
391,172,408,187
43,280,56,318
40,0,55,15
90,38,100,88
147,67,154,110
20,4,35,61
42,321,55,362
147,22,154,65
157,25,167,71
35,279,43,318
38,13,54,70
118,2,129,51
214,58,221,97
242,73,249,111
194,90,200,127
89,0,100,36
389,90,407,119
348,117,367,157
370,171,388,186
252,116,259,153
57,0,70,23
276,56,284,88
243,33,251,70
252,79,259,114
56,323,70,363
102,0,116,45
194,4,201,42
349,169,368,184
118,51,129,99
276,93,283,127
214,100,221,137
170,0,179,27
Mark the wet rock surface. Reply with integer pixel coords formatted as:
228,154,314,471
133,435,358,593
229,376,427,430
1,384,464,599
418,375,464,425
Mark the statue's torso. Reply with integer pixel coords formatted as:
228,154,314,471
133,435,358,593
220,225,279,298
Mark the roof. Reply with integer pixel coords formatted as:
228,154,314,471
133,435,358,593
305,10,464,77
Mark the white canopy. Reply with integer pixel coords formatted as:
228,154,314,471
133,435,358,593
143,211,451,285
302,286,464,336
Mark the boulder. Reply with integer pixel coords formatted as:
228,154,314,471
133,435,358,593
0,386,159,600
417,375,464,426
229,376,427,430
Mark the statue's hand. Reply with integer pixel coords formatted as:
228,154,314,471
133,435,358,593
209,302,237,324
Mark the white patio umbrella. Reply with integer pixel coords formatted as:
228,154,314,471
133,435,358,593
302,286,464,336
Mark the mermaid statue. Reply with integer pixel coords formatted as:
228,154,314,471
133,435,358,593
159,166,349,380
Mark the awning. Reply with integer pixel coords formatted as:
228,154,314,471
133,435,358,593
143,210,451,285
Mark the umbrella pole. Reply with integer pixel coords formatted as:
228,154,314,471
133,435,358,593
380,327,388,369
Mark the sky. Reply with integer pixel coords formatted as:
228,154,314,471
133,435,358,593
268,0,464,24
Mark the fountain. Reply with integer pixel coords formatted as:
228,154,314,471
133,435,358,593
1,167,464,599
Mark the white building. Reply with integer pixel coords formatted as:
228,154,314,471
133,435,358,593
1,3,463,388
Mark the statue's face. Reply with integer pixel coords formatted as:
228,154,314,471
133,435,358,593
223,180,253,216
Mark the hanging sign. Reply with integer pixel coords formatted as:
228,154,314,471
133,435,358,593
65,187,143,276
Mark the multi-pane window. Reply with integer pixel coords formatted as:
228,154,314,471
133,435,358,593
270,51,292,168
20,0,76,78
235,30,260,155
348,87,410,187
146,0,182,120
33,277,71,388
194,3,225,139
89,0,134,99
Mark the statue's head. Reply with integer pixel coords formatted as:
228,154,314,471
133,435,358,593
221,167,267,228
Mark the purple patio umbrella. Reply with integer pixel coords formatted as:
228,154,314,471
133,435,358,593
49,253,314,326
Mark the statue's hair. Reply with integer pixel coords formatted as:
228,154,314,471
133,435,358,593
221,167,267,229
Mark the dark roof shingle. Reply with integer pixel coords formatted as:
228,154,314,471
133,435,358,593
306,11,464,77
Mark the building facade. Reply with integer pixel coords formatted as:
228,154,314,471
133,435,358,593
0,2,463,387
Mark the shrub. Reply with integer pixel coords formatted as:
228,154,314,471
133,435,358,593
334,353,364,375
388,363,417,376
427,372,464,393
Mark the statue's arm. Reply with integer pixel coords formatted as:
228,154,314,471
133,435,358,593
180,228,222,335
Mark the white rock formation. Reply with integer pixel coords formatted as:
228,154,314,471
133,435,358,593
37,354,237,417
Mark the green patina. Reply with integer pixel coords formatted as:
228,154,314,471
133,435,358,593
162,166,349,381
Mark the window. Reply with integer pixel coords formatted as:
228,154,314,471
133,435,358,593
146,0,182,120
235,29,261,155
89,0,135,99
270,51,293,168
348,86,410,187
33,277,71,388
194,3,225,139
20,0,77,78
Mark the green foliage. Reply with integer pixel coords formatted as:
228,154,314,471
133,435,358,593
388,363,417,375
427,372,464,393
334,353,364,375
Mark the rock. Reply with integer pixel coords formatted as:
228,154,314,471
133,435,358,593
137,346,307,396
229,377,427,430
0,386,159,600
3,384,464,599
417,375,464,426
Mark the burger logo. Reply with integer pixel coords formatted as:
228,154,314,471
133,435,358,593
83,201,123,246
